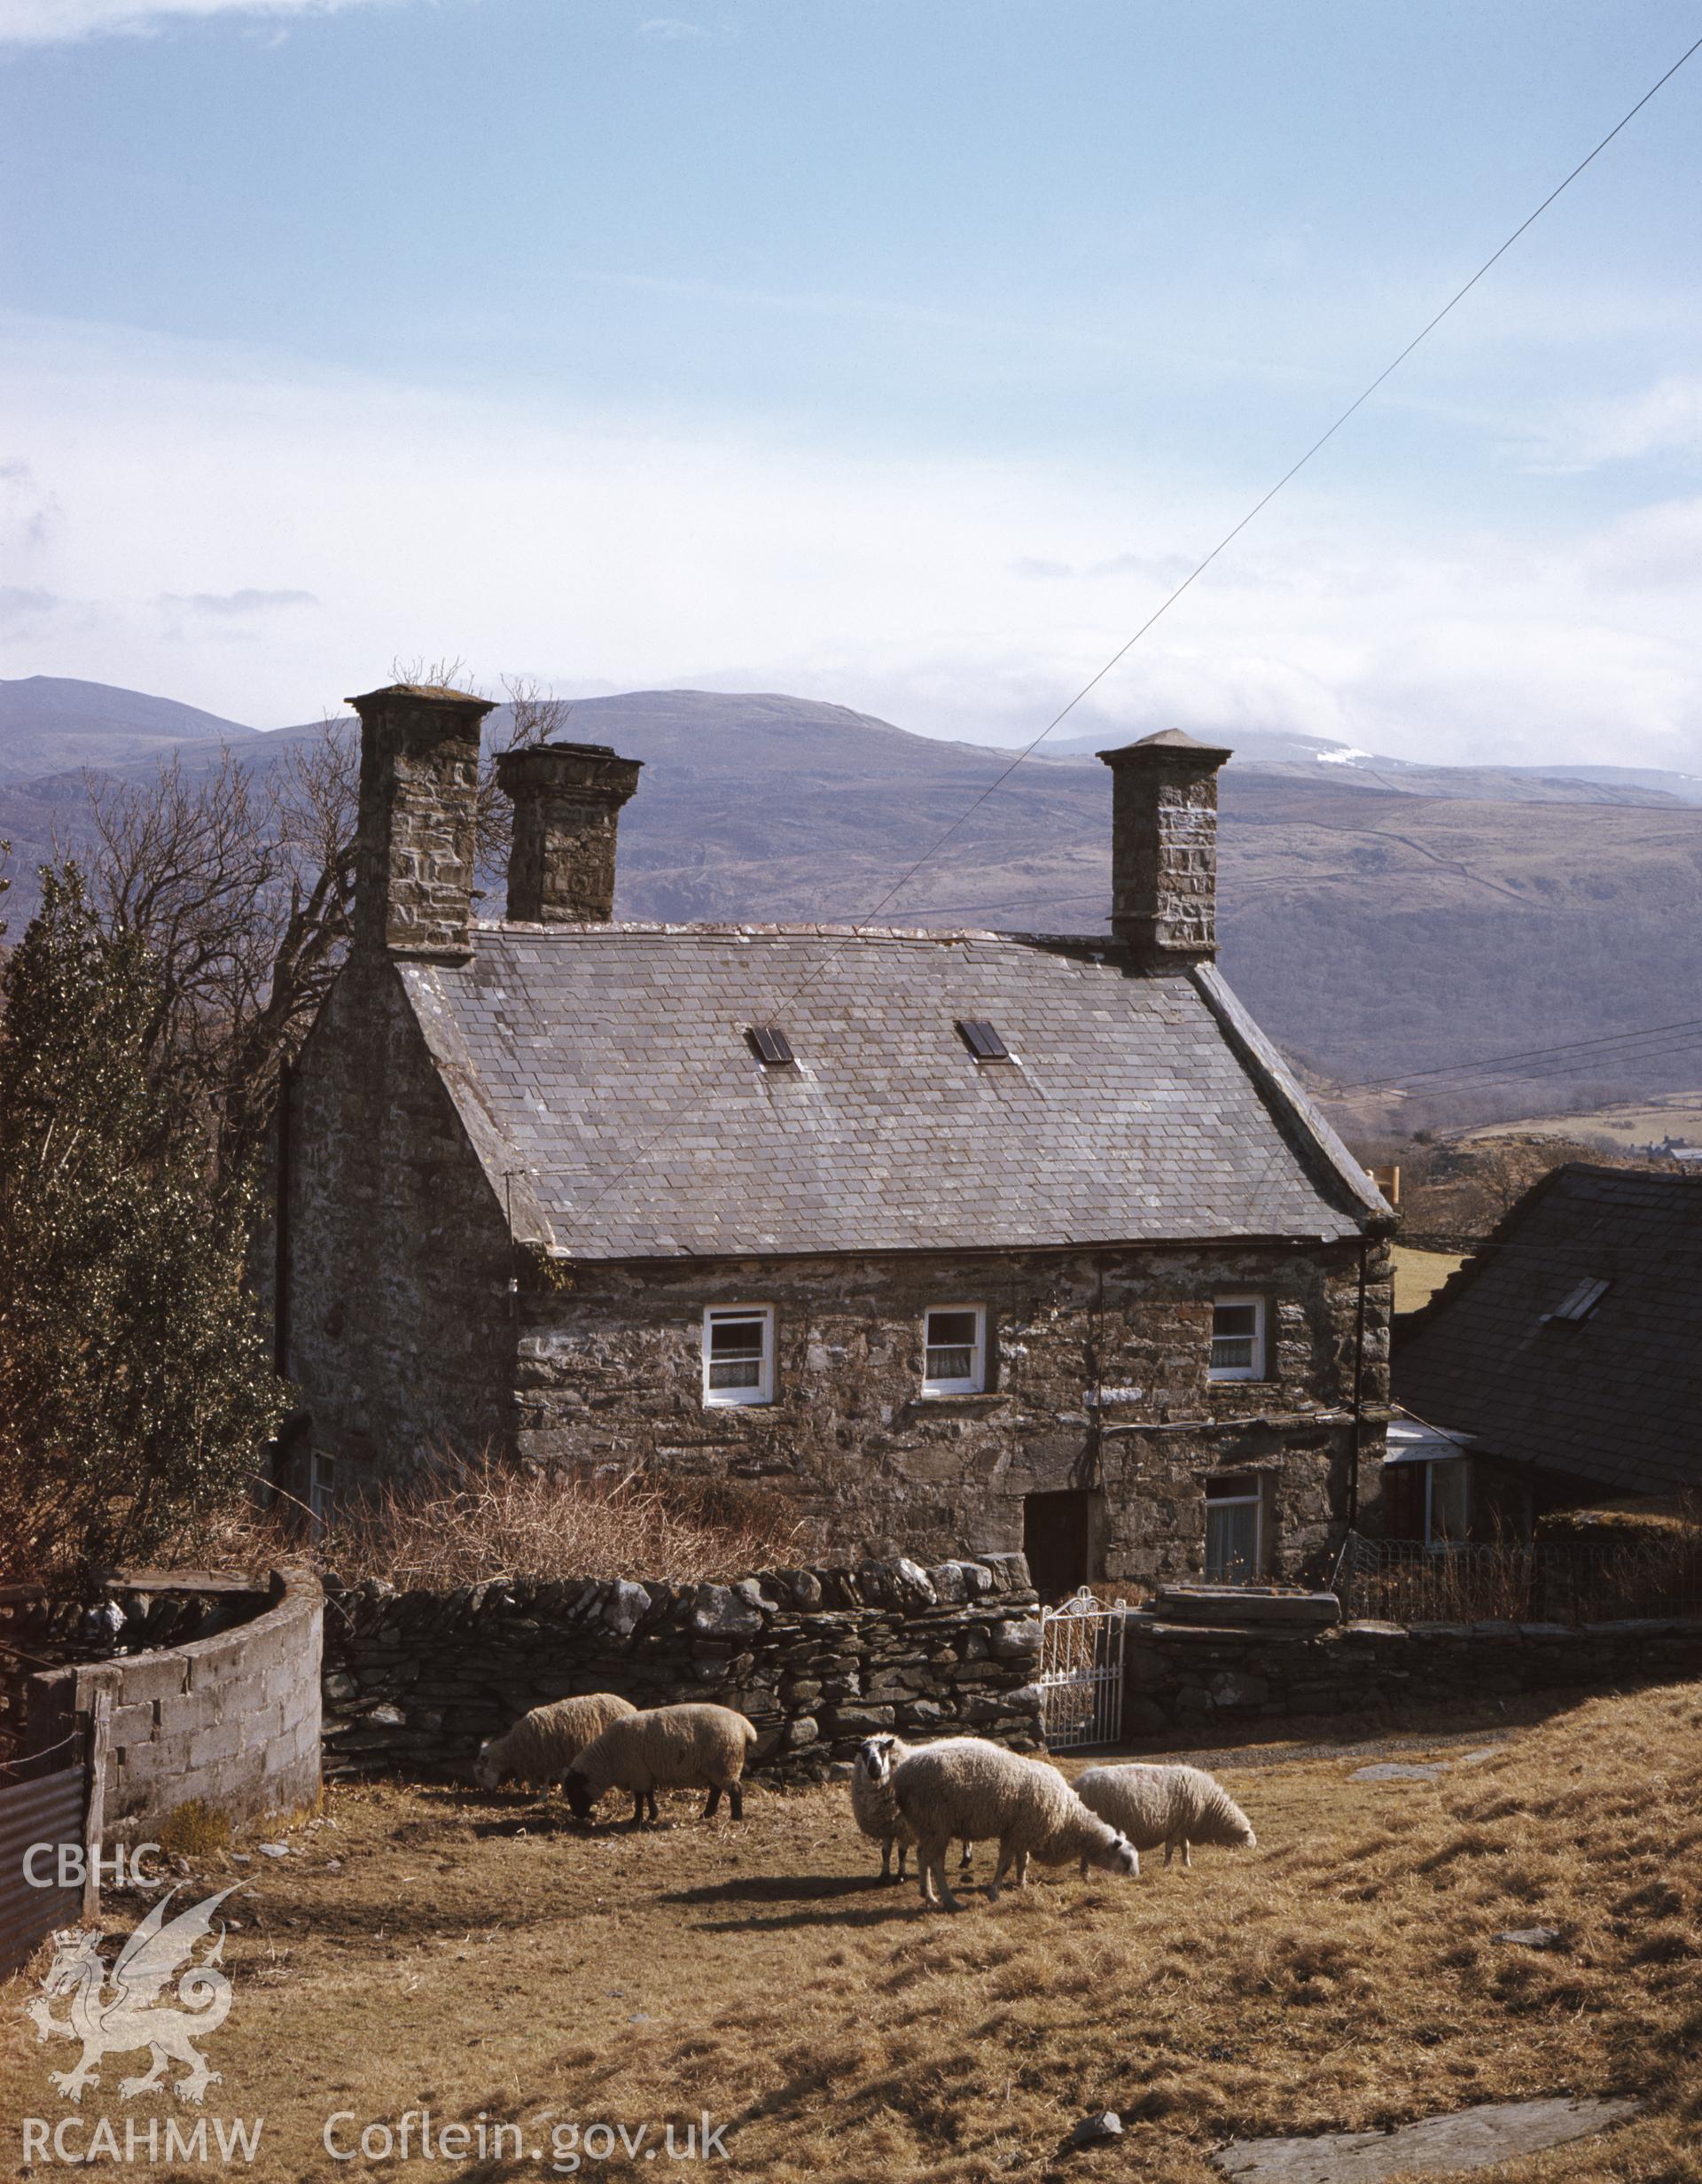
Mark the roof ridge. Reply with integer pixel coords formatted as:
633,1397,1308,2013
472,918,1120,948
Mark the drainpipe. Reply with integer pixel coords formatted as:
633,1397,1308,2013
1348,1235,1369,1533
273,1057,293,1381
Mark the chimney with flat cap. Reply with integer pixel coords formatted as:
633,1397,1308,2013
496,741,644,924
349,681,495,963
1097,728,1233,963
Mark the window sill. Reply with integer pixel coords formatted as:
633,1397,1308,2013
910,1391,1008,1411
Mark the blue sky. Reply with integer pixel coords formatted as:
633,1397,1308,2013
1,0,1699,765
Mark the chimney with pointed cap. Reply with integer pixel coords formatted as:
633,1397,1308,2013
348,682,495,963
496,741,644,924
1097,727,1233,963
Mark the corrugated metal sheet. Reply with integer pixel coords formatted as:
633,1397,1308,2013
0,1765,87,1977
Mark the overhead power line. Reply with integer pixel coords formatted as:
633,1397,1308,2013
568,33,1702,1226
804,24,1702,947
1336,1015,1702,1094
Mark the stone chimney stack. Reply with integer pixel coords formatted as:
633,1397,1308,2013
496,741,644,924
1097,728,1233,963
348,682,495,963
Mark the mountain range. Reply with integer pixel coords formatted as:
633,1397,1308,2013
3,675,1699,1126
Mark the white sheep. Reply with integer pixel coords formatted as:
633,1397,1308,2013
1074,1763,1256,1872
564,1702,758,1827
851,1735,976,1884
472,1693,639,1796
891,1737,1138,1911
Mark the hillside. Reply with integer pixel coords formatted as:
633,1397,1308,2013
3,678,1701,1118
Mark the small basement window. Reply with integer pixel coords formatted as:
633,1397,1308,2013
746,1026,795,1066
1208,1295,1267,1381
703,1305,775,1406
923,1305,987,1395
956,1018,1010,1062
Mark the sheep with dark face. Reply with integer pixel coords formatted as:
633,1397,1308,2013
1074,1763,1256,1872
892,1738,1139,1910
473,1694,639,1798
564,1704,758,1827
851,1735,976,1883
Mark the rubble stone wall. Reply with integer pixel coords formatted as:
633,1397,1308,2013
1120,1610,1702,1738
515,1239,1392,1583
320,1552,1043,1784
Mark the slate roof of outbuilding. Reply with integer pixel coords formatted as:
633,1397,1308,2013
1394,1165,1702,1498
397,921,1383,1260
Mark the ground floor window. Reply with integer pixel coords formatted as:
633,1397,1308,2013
1205,1470,1269,1581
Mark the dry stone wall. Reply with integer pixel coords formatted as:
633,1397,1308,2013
1120,1609,1702,1738
320,1551,1043,1782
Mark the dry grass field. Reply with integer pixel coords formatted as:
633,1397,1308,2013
1390,1244,1467,1314
6,1681,1701,2182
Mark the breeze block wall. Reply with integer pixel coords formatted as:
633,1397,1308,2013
27,1570,324,1835
320,1551,1043,1783
1119,1608,1702,1738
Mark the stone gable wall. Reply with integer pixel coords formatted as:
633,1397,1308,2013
283,962,516,1496
320,1552,1043,1784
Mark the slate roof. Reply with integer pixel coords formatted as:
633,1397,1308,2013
1394,1166,1702,1498
397,921,1383,1260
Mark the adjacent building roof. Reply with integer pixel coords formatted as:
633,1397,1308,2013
398,921,1384,1260
1394,1165,1702,1499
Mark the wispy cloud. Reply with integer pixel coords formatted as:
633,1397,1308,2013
0,457,60,550
1510,375,1702,474
0,0,395,46
0,584,60,634
2,316,1698,774
155,587,317,616
637,17,714,44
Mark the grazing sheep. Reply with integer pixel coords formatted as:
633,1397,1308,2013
892,1738,1138,1911
473,1693,639,1796
851,1736,976,1883
1074,1763,1256,1872
564,1703,758,1827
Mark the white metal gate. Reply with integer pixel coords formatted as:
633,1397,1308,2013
1036,1588,1127,1751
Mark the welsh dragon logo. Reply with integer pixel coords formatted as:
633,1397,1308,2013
26,1884,240,2105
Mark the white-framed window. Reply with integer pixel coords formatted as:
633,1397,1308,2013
1208,1294,1267,1382
922,1304,987,1395
1205,1471,1265,1582
702,1305,775,1407
308,1449,337,1535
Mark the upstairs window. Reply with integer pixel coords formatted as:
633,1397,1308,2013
1208,1295,1267,1382
703,1306,775,1406
923,1305,987,1395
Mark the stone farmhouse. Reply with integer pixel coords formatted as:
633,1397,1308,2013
275,682,1394,1594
